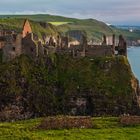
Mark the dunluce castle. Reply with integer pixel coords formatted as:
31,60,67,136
0,19,127,62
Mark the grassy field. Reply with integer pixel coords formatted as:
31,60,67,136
49,22,71,26
0,117,140,140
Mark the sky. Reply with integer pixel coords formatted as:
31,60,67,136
0,0,140,25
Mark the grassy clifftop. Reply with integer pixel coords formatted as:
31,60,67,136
0,55,139,120
0,14,140,41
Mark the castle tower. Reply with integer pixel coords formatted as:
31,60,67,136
112,34,115,54
102,34,107,45
22,19,32,38
118,35,127,56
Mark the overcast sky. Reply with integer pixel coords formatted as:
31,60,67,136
0,0,140,25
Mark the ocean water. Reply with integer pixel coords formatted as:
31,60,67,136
127,47,140,81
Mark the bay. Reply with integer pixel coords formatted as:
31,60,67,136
128,46,140,81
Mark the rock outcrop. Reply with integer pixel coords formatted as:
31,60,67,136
0,55,140,121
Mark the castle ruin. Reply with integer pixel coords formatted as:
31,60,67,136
0,19,127,62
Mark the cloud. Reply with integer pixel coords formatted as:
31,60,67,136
0,0,140,25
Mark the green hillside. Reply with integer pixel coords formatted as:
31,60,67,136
0,18,59,39
0,14,79,22
0,14,140,41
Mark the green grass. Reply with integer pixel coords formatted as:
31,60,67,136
49,22,71,26
0,117,140,140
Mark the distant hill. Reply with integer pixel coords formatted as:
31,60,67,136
0,14,140,42
115,25,140,30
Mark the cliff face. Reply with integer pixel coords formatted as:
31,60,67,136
0,55,140,121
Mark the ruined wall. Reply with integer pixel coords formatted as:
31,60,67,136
22,33,38,58
0,40,5,49
15,34,22,56
56,35,61,48
0,19,127,62
0,30,15,37
38,41,45,57
85,45,113,57
67,45,113,58
2,34,22,62
117,35,127,56
61,36,69,48
22,20,32,38
0,30,16,49
3,43,17,62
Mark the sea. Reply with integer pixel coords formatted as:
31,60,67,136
128,46,140,81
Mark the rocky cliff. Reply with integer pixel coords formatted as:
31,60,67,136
0,55,140,121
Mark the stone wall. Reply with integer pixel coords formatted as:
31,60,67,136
117,35,127,56
3,45,17,62
15,34,22,56
22,19,32,38
2,34,22,62
0,38,5,49
86,45,113,57
22,33,38,58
